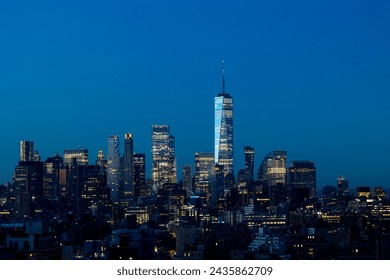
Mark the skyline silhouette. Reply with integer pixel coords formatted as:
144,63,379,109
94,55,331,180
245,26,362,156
0,0,389,188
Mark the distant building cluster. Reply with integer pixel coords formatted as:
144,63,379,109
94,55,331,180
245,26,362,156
1,68,389,260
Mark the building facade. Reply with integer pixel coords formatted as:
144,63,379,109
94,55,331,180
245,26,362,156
152,125,176,191
214,65,234,177
258,151,288,206
64,148,88,167
194,152,215,199
123,133,134,200
107,135,120,203
288,160,316,210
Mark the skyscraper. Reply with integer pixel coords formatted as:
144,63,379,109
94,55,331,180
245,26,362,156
14,145,44,218
43,154,63,202
107,135,120,203
289,160,316,210
244,146,255,184
133,153,146,198
64,148,88,166
194,152,214,199
152,125,176,191
337,176,349,197
182,165,192,192
258,151,287,206
214,62,234,177
20,141,34,162
123,133,134,200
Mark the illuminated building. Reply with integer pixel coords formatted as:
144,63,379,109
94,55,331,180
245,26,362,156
244,146,255,184
337,176,349,198
133,153,146,198
14,161,43,218
43,154,63,202
107,135,120,203
214,62,234,177
96,147,107,170
123,133,134,200
194,152,214,199
20,141,34,162
289,160,316,210
64,148,88,166
210,163,225,206
356,186,370,198
182,165,192,192
80,165,109,214
258,151,287,206
152,125,176,191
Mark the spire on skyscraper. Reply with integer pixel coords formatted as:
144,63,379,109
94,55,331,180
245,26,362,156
222,59,226,95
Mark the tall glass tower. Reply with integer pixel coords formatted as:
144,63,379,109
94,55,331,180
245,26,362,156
107,135,120,203
123,133,134,200
244,146,255,184
214,62,234,177
152,125,177,191
20,140,34,162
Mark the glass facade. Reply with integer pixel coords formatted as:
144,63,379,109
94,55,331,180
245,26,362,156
107,135,120,203
194,152,214,198
289,160,316,199
214,93,234,177
182,165,192,191
244,146,255,184
123,133,134,199
133,153,146,198
152,125,176,191
20,140,34,162
259,151,287,206
63,148,88,166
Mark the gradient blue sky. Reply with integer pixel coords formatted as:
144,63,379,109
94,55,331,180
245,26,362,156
0,0,389,189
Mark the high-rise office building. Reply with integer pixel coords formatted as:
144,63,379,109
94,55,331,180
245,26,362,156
64,148,88,166
289,160,316,210
14,160,43,218
20,141,34,162
152,125,176,191
214,62,234,177
182,165,192,192
258,151,287,206
210,164,225,206
194,152,215,199
133,153,146,198
80,165,110,215
43,154,63,202
244,146,255,184
337,176,349,205
107,135,120,203
123,133,134,200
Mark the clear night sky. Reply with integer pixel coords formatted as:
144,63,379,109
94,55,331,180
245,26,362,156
0,0,389,189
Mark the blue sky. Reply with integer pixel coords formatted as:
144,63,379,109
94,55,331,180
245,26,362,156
0,0,389,188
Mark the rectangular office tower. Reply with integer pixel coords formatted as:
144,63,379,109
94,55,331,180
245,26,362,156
133,153,146,198
258,151,287,206
152,125,177,191
244,146,255,183
194,152,215,199
107,135,120,203
289,160,316,210
214,64,234,177
123,133,134,200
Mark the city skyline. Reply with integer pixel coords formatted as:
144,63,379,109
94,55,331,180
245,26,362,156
1,1,390,189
